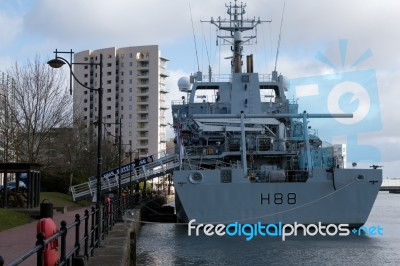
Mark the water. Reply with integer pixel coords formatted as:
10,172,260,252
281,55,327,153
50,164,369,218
137,192,400,265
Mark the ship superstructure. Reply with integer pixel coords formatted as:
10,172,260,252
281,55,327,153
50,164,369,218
171,1,381,225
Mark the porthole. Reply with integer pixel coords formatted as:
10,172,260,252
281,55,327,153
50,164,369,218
356,175,365,181
189,172,203,184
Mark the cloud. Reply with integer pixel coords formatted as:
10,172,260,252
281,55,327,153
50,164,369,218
22,0,227,47
0,10,23,49
4,0,400,177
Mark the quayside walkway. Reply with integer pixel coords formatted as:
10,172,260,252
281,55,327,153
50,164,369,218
0,193,165,266
0,206,88,265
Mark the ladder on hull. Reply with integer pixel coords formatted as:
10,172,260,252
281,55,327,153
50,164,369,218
70,152,180,201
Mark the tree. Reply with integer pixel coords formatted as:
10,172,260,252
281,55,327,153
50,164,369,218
6,55,72,164
2,56,121,192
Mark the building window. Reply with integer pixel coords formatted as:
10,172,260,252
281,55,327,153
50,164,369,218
107,63,112,67
107,89,112,93
107,72,112,76
107,114,111,119
129,79,132,84
107,80,112,84
129,96,132,101
129,70,133,75
129,53,133,58
107,106,111,110
129,62,133,67
107,97,111,101
84,57,89,61
129,114,132,119
129,105,132,110
129,88,132,92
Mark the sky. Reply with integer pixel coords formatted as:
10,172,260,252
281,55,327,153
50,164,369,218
0,0,399,178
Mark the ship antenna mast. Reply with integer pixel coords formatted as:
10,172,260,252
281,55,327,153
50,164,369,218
204,35,212,81
201,0,271,73
274,2,285,72
189,2,200,72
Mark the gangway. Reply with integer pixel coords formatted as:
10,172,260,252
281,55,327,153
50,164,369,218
70,151,180,201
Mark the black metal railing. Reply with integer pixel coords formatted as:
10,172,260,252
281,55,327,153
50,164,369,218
2,193,142,266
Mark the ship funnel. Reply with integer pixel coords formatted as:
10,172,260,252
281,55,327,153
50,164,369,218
272,70,278,81
196,71,203,82
246,54,253,73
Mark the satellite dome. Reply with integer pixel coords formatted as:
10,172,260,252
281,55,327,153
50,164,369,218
178,77,191,92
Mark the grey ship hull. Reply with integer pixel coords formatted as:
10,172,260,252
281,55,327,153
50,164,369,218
174,168,382,225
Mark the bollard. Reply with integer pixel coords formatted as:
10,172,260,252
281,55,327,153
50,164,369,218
40,199,54,219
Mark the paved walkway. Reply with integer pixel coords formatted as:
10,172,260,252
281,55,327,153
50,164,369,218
0,206,91,266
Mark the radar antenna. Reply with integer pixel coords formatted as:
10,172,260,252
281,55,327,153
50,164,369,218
202,0,271,73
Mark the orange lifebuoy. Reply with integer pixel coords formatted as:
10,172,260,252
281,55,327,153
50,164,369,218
37,218,59,266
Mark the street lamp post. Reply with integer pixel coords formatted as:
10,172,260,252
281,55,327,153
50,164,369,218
47,49,103,245
128,143,133,195
0,93,8,163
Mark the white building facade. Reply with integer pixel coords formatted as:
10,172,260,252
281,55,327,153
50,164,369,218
73,45,168,158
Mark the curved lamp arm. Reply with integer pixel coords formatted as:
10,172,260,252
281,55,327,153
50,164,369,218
47,57,100,93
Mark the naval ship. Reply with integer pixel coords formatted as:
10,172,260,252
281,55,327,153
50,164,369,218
171,1,382,226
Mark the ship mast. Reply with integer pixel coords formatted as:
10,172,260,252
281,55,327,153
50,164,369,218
202,0,270,73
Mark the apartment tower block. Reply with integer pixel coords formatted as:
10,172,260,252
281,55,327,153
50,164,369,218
73,45,168,158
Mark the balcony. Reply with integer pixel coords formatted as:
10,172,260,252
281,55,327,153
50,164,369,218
137,126,149,131
137,63,149,69
160,69,169,77
159,87,169,93
137,116,149,122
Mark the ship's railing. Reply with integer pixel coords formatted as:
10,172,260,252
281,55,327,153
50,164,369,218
183,140,303,156
196,73,273,82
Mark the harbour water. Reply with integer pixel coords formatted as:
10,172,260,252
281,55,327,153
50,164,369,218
137,192,400,265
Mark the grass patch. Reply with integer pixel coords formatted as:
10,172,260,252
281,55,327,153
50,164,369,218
0,209,34,231
0,192,92,232
41,192,92,211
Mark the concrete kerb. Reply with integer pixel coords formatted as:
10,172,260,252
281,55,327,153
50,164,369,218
87,208,141,266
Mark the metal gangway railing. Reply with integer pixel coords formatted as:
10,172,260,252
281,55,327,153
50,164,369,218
70,151,180,201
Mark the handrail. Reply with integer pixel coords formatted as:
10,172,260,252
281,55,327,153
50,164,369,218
70,153,179,201
3,193,141,266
